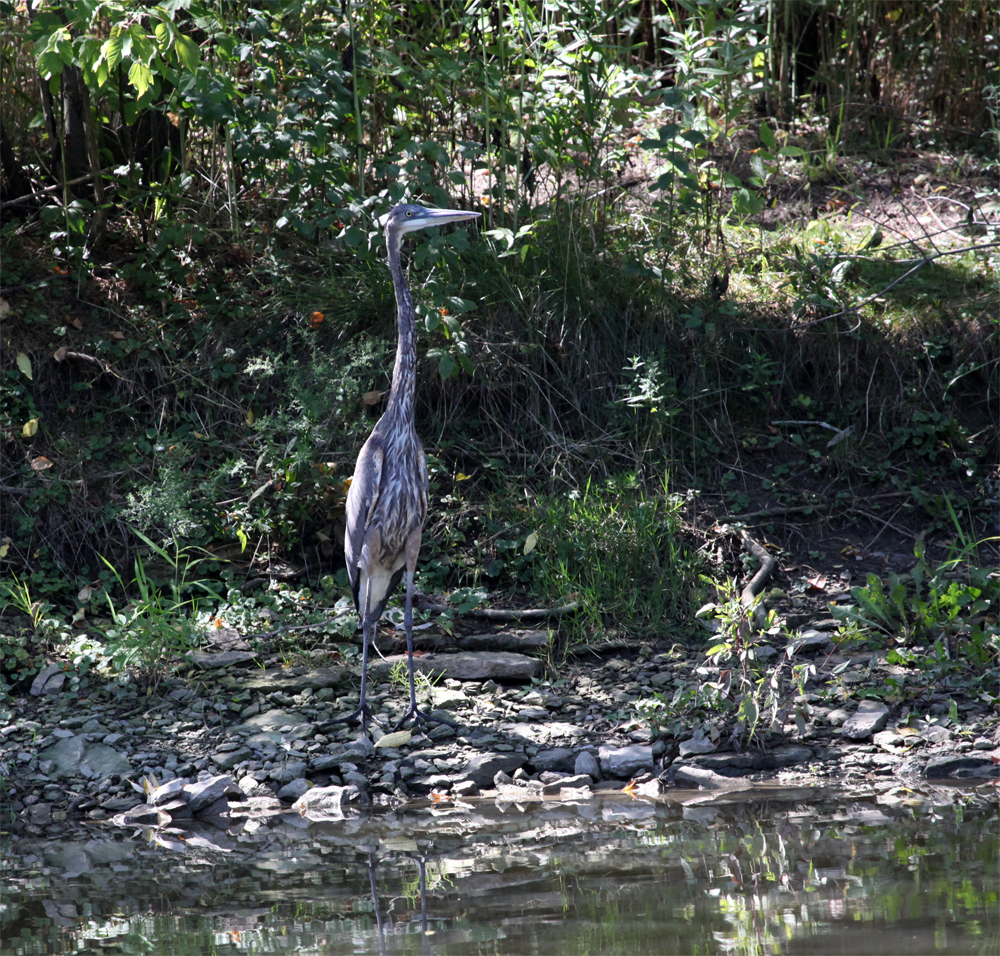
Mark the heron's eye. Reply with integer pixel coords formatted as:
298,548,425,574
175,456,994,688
405,210,413,218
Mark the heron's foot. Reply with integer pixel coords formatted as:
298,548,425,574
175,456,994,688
393,705,458,732
320,705,384,732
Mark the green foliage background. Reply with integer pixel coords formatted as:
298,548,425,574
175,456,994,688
0,0,997,664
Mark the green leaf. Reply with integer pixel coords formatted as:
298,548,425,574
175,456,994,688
104,34,122,72
758,123,777,150
174,34,200,73
437,353,455,379
128,61,154,97
154,21,171,50
36,48,64,80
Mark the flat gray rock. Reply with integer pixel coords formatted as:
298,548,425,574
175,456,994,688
457,630,550,652
187,651,258,669
923,753,1000,779
38,736,131,779
456,631,550,651
113,805,171,828
183,775,245,814
147,779,187,805
841,701,890,739
599,744,654,779
30,663,66,696
789,630,834,653
292,785,370,815
277,779,313,802
212,747,253,770
541,773,593,795
678,729,717,756
767,745,814,768
233,709,314,733
529,748,577,773
496,781,543,801
234,667,350,694
575,750,601,779
673,764,753,791
516,707,550,721
692,752,762,771
826,708,851,726
371,651,540,682
460,752,527,788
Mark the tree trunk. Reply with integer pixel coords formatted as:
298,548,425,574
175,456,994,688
0,117,31,203
60,62,91,188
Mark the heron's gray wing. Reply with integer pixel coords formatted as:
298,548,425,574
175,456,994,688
344,440,383,613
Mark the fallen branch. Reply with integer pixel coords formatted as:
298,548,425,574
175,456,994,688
738,529,777,609
417,598,579,620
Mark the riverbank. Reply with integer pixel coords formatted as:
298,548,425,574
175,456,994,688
3,610,998,838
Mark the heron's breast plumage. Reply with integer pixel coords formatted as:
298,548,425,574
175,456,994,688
370,423,428,564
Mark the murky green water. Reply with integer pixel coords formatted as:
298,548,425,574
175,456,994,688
2,787,996,955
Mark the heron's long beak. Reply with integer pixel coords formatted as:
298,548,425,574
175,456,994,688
416,207,482,225
384,206,483,232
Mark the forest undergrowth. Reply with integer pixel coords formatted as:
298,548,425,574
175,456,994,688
1,1,998,714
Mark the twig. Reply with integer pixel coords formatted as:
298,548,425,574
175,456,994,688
0,166,117,211
0,272,75,296
728,491,908,522
790,240,1000,329
59,351,109,372
771,419,856,447
855,508,915,545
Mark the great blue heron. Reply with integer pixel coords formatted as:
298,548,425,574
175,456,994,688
334,203,481,733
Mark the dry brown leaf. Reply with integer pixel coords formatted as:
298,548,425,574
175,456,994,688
108,330,125,341
54,346,68,362
30,456,54,471
69,317,83,330
363,390,384,406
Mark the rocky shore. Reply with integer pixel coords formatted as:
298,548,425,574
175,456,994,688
3,619,999,837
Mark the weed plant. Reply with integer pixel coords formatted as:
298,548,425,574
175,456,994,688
96,532,226,684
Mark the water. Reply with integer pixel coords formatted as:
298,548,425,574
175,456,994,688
2,786,996,955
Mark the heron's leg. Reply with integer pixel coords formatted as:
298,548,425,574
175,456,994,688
366,851,386,954
405,568,418,714
394,569,457,731
322,578,384,733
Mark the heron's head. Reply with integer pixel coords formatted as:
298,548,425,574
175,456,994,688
383,203,481,250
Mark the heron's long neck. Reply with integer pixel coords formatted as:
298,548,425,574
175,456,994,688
386,239,417,429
